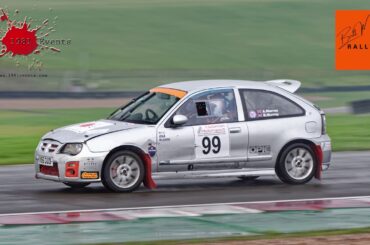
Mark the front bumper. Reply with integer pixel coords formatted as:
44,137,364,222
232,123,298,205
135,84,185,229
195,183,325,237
35,142,108,183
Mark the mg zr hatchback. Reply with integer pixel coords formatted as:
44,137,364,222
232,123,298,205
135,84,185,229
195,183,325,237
35,79,332,192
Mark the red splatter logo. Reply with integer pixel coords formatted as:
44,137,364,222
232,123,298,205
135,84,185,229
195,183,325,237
0,9,8,22
0,7,60,69
1,22,38,56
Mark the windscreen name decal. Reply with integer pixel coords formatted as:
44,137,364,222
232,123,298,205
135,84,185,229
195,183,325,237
249,109,279,119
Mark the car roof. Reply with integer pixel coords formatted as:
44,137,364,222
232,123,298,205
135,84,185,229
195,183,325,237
159,80,271,93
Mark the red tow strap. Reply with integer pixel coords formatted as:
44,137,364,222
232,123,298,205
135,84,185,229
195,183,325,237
142,154,157,189
314,145,323,180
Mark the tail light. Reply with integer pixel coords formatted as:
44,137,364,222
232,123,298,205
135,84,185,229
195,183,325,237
321,113,327,135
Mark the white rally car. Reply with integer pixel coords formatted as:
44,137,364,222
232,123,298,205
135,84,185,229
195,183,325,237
35,80,331,192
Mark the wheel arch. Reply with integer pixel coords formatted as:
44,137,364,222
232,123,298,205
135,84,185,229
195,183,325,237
102,145,157,189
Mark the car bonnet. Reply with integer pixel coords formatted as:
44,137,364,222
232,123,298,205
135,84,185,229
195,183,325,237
42,120,142,143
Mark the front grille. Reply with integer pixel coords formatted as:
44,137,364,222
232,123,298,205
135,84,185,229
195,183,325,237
40,163,59,176
40,140,60,153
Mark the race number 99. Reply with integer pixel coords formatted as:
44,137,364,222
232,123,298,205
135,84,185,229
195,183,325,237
195,124,230,159
202,136,221,154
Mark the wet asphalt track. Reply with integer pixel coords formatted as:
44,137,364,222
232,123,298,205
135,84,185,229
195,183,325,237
0,151,369,214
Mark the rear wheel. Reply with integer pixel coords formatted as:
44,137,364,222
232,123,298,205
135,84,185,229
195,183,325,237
102,150,144,192
276,143,316,184
63,182,90,188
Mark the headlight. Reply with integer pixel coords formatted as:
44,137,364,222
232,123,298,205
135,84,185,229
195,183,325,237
60,143,83,155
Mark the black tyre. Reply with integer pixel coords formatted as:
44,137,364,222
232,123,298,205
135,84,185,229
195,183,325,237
63,182,90,188
238,176,259,181
275,143,316,185
102,150,144,192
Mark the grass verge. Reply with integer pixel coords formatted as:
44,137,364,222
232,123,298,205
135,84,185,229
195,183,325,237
1,0,370,90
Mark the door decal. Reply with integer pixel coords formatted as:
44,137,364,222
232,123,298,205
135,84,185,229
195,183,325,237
194,124,230,159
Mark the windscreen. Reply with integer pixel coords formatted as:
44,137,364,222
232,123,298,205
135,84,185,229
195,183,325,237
108,92,179,124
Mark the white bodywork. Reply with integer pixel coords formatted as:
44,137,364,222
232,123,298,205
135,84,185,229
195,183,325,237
34,80,331,185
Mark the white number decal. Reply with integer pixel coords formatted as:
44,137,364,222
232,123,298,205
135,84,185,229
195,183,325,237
195,124,229,159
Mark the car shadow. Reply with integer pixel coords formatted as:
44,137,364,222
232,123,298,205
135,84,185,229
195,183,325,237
35,176,322,195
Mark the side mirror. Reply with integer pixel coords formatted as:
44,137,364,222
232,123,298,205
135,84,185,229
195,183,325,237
172,115,188,126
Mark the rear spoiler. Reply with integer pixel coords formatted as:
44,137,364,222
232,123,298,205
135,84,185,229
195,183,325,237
265,79,301,93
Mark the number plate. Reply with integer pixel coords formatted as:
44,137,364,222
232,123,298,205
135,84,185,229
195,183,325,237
39,156,53,166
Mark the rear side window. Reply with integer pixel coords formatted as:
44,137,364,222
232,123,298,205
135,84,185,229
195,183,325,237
240,90,305,120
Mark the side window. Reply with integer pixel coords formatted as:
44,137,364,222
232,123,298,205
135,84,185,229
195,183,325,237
174,89,238,126
240,90,304,120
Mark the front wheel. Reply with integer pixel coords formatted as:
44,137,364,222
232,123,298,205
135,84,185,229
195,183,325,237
275,143,316,185
102,150,144,192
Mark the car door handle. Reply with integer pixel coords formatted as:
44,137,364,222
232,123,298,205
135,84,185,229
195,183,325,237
229,127,241,133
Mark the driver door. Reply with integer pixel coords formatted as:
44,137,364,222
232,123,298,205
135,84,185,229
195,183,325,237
157,88,247,172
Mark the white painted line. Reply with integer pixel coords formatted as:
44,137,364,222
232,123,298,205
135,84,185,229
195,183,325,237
1,195,370,217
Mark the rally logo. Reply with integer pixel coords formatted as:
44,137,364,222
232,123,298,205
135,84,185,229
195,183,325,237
335,10,370,70
0,7,69,70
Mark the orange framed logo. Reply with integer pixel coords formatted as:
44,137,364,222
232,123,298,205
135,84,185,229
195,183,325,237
335,10,370,70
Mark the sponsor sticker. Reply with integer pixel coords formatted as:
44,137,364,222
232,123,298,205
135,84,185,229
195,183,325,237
148,144,157,157
249,110,257,119
83,158,97,167
253,109,279,118
261,109,279,117
249,145,271,156
65,121,112,133
197,124,227,136
158,131,171,142
80,171,99,179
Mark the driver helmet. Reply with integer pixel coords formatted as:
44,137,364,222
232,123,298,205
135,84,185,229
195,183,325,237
208,93,226,116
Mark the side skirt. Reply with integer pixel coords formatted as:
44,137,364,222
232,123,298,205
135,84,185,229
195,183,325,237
152,168,276,180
